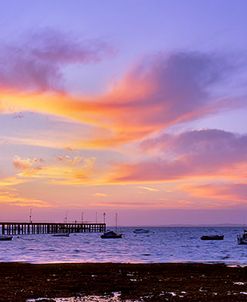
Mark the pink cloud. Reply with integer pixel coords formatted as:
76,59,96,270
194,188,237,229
111,129,247,182
13,156,43,171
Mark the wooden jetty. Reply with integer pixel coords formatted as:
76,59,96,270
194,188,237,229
0,222,106,235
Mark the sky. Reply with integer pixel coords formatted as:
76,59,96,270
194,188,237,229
0,0,247,226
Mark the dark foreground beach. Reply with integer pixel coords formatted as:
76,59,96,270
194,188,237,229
1,262,247,301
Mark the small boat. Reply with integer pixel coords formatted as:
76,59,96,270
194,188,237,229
101,213,122,239
101,231,122,239
0,235,13,241
200,235,224,240
237,230,247,245
133,228,150,234
52,233,70,237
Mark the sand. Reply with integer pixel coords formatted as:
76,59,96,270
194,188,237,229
0,262,247,301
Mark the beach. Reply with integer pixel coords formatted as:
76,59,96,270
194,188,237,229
1,262,247,301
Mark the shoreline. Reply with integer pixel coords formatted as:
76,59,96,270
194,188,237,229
2,260,247,267
1,262,247,301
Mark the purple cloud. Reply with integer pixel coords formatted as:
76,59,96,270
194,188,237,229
115,52,237,127
143,129,247,164
0,29,113,92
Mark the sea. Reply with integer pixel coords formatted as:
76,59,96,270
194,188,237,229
1,227,247,265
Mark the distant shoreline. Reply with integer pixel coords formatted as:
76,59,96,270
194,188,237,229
1,262,247,301
114,224,247,227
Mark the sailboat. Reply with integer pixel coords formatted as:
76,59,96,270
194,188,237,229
101,213,122,239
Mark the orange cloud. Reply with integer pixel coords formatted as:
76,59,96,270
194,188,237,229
0,176,50,207
0,176,25,187
0,52,240,147
0,190,50,207
12,155,97,185
94,193,108,197
183,183,247,205
0,193,49,207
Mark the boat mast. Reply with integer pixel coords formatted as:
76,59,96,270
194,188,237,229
29,208,32,223
115,213,118,232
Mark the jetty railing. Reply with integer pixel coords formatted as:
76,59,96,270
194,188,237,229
0,222,106,235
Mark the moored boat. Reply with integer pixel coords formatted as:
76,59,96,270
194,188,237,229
101,231,122,239
200,235,224,240
101,213,122,239
237,230,247,245
0,235,13,241
133,228,150,234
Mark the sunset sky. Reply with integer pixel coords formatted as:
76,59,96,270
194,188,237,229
1,0,247,225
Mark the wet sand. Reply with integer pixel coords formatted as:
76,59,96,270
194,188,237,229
1,262,247,301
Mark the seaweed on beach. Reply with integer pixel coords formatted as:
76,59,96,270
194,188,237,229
1,263,247,301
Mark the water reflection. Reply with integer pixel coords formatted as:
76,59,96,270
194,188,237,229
27,292,138,302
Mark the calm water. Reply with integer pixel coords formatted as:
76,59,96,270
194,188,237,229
1,227,247,264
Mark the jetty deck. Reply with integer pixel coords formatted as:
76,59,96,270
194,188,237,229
0,222,106,235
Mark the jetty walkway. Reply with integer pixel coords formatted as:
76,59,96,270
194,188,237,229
0,222,106,235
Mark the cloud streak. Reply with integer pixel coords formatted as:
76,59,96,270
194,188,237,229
0,190,50,207
182,183,247,206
